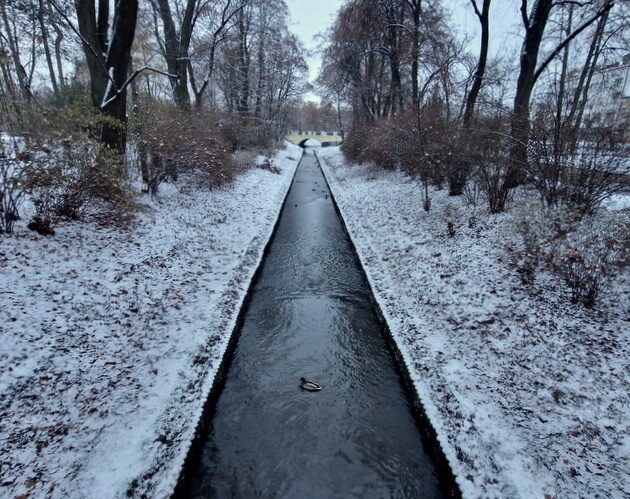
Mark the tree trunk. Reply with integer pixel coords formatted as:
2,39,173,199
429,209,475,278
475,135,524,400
0,32,17,98
0,1,31,101
506,0,554,188
463,0,490,127
389,51,403,116
254,3,267,118
52,21,65,88
38,0,58,97
570,8,609,136
385,5,403,116
129,62,148,183
75,0,139,152
554,4,572,155
153,0,195,110
409,1,421,108
336,92,343,135
192,41,217,109
237,9,250,116
99,1,138,152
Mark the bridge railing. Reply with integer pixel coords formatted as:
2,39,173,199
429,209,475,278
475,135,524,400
291,130,341,137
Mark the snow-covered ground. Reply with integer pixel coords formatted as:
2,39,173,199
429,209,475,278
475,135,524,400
0,144,302,498
317,147,629,498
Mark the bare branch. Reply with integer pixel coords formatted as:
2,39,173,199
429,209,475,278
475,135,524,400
534,0,614,83
101,66,178,110
470,0,482,18
521,0,530,28
48,0,117,91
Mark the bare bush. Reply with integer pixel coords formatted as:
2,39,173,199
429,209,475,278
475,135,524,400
528,118,626,215
463,169,482,208
23,159,73,236
233,150,257,171
446,129,480,196
513,215,543,284
342,105,465,211
514,205,627,306
342,121,400,170
392,118,433,211
257,157,281,174
0,153,26,234
446,150,469,196
364,121,402,170
24,141,129,233
135,101,240,194
5,100,134,233
219,115,275,153
467,116,513,213
550,216,627,307
477,160,511,214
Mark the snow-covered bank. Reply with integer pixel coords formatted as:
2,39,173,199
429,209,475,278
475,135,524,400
0,144,302,498
317,147,629,498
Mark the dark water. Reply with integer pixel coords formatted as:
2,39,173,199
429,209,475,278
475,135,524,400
183,149,444,498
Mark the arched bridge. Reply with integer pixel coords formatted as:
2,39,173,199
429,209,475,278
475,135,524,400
286,130,344,147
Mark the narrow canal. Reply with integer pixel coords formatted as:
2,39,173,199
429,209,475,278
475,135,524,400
181,149,444,498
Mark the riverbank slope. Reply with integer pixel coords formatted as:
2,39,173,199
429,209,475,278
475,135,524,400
0,144,302,498
318,146,629,498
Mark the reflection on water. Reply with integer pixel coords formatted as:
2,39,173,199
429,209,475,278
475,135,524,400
183,148,444,498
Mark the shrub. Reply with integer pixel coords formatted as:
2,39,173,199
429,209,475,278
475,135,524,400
477,160,511,214
554,250,602,307
513,215,543,284
549,216,627,307
0,152,26,234
257,157,281,174
135,102,240,194
218,115,274,153
360,120,400,170
467,116,513,213
513,205,627,306
341,123,371,164
447,132,474,196
463,169,482,208
528,119,625,215
342,107,464,210
27,101,133,227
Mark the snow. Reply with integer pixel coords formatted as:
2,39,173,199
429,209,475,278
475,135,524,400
317,147,630,498
602,192,630,211
101,67,116,109
0,143,302,498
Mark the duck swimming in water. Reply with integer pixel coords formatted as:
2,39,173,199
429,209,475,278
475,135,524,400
300,377,321,392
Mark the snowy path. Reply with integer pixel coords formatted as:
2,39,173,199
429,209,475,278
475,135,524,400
0,144,302,498
317,147,630,499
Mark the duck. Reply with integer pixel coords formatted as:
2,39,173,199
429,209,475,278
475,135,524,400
300,377,321,392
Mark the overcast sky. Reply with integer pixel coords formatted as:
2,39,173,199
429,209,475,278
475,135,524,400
285,0,524,102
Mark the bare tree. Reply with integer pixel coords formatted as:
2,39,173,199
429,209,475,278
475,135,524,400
71,0,140,151
151,0,198,109
37,0,59,97
507,0,615,188
462,0,490,127
0,0,36,102
404,0,421,108
188,0,245,109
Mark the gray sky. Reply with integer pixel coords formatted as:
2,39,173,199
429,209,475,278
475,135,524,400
285,0,342,101
285,0,523,102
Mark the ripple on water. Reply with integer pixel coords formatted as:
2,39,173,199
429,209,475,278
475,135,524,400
183,152,444,499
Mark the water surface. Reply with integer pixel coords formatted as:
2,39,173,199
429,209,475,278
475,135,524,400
183,149,444,498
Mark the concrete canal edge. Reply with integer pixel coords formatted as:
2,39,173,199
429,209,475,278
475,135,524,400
169,147,462,498
315,150,463,499
169,148,303,498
